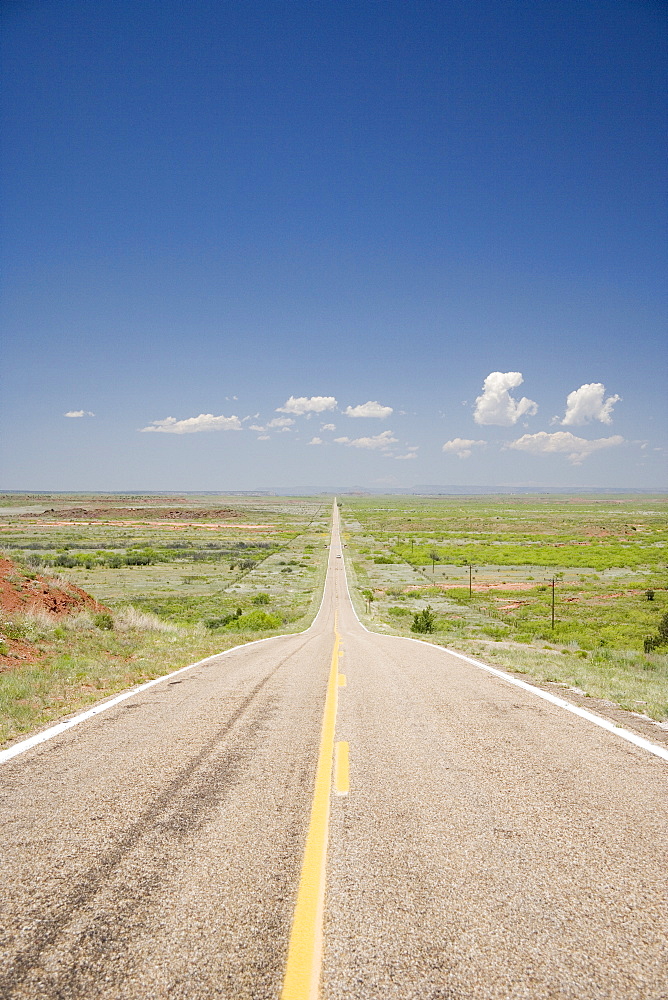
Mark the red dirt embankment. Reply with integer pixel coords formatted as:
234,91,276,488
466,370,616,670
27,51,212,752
0,558,107,668
21,507,241,520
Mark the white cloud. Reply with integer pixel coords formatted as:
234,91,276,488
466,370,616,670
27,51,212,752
249,424,265,432
395,452,417,460
473,372,538,426
140,413,242,434
559,383,621,426
507,431,624,465
277,395,337,415
267,416,295,429
308,436,323,445
321,423,336,432
442,438,486,459
334,430,398,451
257,434,270,441
343,400,393,419
64,410,95,418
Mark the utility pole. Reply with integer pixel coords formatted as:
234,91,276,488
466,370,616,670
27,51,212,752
469,562,473,597
551,576,556,629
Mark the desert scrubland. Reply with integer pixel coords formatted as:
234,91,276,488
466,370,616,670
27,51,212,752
339,494,668,722
1,492,666,746
0,494,329,744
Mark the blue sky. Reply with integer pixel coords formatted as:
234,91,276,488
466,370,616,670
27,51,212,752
2,0,666,491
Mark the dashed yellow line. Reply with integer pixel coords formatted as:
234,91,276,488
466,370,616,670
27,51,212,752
337,673,347,688
280,631,340,1000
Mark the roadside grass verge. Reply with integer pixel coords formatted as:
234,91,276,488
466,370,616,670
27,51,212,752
427,636,668,721
0,600,323,748
340,495,668,723
0,495,331,747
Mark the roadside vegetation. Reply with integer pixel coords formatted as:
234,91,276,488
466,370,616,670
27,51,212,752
340,495,668,722
0,494,329,745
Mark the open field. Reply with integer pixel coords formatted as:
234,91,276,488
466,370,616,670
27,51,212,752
339,494,668,722
2,491,667,744
0,494,330,744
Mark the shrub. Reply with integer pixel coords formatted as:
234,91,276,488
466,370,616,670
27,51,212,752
224,610,282,631
94,612,114,631
658,612,668,645
411,606,436,634
253,593,271,605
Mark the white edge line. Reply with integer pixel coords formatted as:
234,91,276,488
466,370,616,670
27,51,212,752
0,630,311,765
0,511,340,767
339,535,668,765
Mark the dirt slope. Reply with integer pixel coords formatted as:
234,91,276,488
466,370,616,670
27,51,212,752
0,558,107,668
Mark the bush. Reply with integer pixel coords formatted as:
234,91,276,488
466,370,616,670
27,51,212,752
224,610,282,632
411,606,436,634
658,612,668,645
253,593,271,605
94,612,114,631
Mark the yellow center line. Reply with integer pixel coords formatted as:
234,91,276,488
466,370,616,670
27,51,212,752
280,630,340,1000
337,673,347,688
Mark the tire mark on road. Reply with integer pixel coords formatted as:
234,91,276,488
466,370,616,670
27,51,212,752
1,638,316,998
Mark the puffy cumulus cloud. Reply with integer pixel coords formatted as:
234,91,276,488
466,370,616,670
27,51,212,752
442,438,486,459
64,410,94,418
308,436,323,445
473,372,538,426
334,430,398,451
277,395,337,415
343,400,393,419
140,413,242,434
507,431,624,465
321,423,336,432
559,383,621,426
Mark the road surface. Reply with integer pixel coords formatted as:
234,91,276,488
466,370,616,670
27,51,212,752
1,505,666,999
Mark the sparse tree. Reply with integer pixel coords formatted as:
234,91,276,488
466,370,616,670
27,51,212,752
429,549,441,574
411,605,436,633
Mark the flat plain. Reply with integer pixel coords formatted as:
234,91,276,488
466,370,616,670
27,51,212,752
0,494,330,744
1,492,666,748
339,494,668,723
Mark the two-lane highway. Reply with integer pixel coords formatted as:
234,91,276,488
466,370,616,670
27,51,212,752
1,504,666,999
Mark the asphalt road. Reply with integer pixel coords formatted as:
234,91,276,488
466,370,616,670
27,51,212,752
1,506,666,999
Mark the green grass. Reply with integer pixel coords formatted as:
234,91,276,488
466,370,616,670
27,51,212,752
340,494,668,722
0,495,331,745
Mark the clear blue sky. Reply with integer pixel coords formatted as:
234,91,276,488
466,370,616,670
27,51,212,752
2,0,666,491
